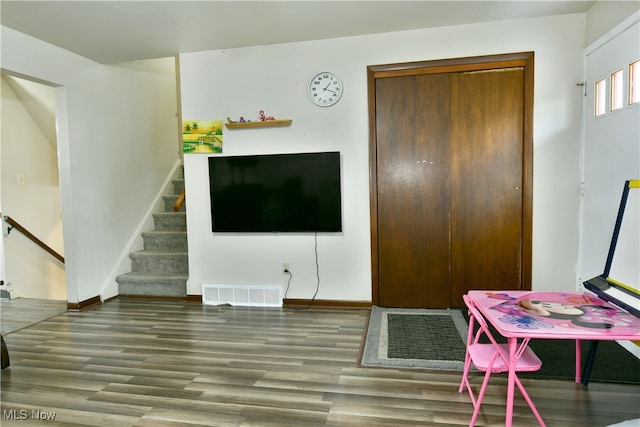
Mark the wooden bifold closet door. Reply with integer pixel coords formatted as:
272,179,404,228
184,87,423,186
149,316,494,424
369,53,533,308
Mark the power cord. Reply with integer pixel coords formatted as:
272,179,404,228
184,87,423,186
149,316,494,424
284,232,320,310
284,268,294,302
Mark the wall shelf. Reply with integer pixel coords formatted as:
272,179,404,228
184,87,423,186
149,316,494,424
225,119,292,129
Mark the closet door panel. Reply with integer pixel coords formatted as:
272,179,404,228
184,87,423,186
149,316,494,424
449,69,524,304
375,74,451,308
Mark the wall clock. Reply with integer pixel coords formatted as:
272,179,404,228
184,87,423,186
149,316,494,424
308,72,343,107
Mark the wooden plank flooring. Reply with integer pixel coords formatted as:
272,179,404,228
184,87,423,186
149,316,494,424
1,298,639,426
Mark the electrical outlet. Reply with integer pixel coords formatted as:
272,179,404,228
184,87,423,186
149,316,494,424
282,263,290,274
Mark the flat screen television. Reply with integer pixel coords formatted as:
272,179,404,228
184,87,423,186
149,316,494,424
208,152,342,232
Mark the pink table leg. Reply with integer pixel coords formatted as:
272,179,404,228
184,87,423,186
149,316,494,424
505,337,517,426
575,339,582,383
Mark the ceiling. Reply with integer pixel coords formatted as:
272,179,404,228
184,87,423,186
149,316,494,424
1,1,597,64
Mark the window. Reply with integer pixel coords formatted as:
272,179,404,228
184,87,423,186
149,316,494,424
595,78,606,116
630,60,640,105
611,69,624,111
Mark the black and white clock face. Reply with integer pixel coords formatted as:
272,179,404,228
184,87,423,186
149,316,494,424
308,72,343,107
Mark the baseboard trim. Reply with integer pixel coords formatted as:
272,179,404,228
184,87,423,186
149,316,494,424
109,294,200,302
186,294,203,303
106,294,368,308
118,294,190,301
284,299,372,309
67,295,101,311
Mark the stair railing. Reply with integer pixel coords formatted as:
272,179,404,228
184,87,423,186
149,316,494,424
173,188,185,212
3,215,65,264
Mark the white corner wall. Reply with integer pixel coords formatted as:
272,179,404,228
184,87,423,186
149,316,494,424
585,0,640,45
0,26,96,86
1,75,65,300
579,13,640,284
59,59,180,302
2,25,181,304
180,13,587,301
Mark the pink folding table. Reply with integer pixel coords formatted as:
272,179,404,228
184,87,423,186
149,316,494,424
467,290,640,426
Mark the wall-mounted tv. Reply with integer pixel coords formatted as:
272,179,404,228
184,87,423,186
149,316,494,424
208,152,342,232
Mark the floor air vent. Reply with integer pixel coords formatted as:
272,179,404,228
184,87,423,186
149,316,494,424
202,284,282,307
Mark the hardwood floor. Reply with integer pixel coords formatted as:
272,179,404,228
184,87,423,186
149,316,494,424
1,298,67,335
1,298,639,426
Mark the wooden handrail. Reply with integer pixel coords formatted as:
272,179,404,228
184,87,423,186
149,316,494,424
3,216,65,264
173,188,185,212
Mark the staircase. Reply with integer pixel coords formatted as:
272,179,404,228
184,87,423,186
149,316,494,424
116,173,188,297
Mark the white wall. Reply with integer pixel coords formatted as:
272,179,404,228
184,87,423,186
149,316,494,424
585,0,640,45
1,75,65,299
180,13,586,301
60,60,180,302
580,13,640,284
1,26,181,303
0,26,96,86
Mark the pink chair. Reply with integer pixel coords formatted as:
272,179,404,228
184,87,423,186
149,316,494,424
458,294,545,426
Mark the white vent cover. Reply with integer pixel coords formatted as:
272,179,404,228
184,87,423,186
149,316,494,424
202,284,282,307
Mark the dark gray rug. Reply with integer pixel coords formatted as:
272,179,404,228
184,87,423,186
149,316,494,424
457,308,640,384
361,306,468,370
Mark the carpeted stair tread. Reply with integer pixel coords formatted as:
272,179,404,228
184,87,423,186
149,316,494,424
117,166,188,297
153,211,185,217
142,230,188,251
117,272,187,297
129,251,188,274
130,250,189,256
153,212,186,231
172,179,184,194
152,212,186,220
163,195,186,211
117,272,188,280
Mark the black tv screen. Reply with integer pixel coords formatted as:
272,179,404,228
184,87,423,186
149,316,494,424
208,152,342,232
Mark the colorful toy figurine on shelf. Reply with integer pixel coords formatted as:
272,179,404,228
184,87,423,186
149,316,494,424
227,116,250,124
258,110,276,121
228,110,277,123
